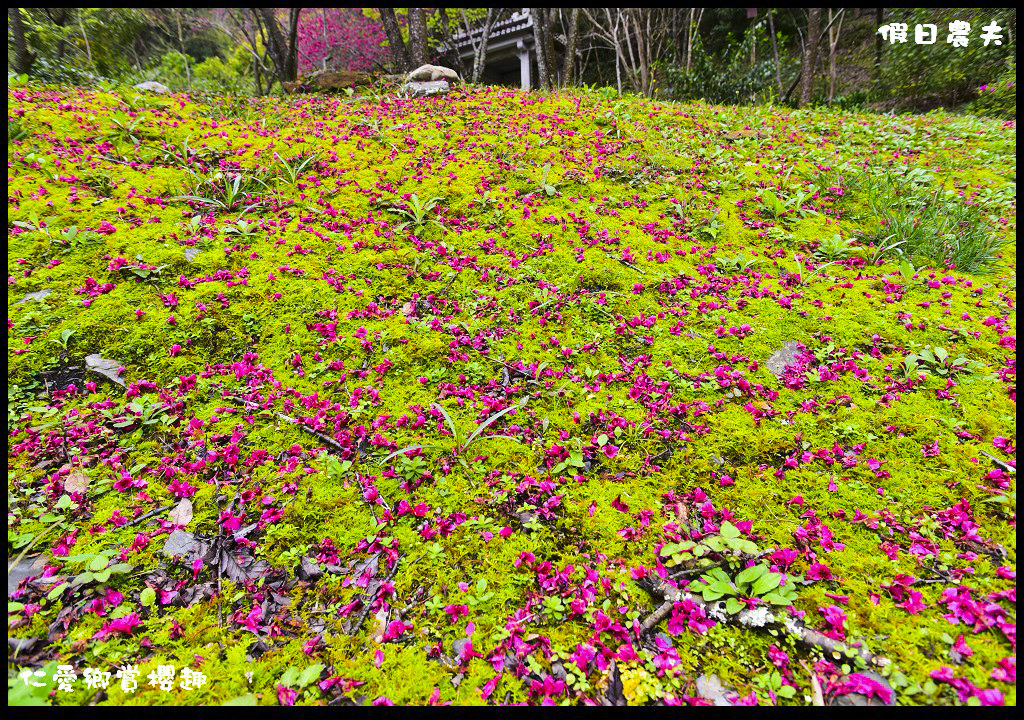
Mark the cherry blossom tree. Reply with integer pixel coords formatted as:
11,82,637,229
296,8,389,75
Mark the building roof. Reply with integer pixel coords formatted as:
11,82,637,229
448,9,533,51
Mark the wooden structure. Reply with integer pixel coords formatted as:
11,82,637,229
447,9,561,90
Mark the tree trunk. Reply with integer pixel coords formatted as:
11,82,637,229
827,9,844,105
321,9,330,71
686,8,694,73
78,9,95,74
46,8,69,65
768,8,781,93
438,8,468,79
175,10,192,92
408,8,428,67
287,8,301,80
561,8,580,87
530,8,550,90
632,11,649,95
256,8,300,84
379,7,412,72
471,8,498,84
8,8,35,75
799,8,822,108
873,8,884,82
541,9,557,88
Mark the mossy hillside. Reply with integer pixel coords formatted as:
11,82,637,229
8,84,1016,706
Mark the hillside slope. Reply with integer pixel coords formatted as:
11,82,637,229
8,85,1016,706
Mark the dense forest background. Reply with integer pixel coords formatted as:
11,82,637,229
7,8,1017,116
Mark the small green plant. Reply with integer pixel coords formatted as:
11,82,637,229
387,193,445,235
840,170,1007,273
106,109,147,144
715,254,760,273
378,397,530,470
754,669,798,700
761,186,820,223
814,233,856,261
660,521,759,569
109,396,174,430
61,550,135,589
48,329,75,353
467,576,495,608
222,219,260,238
174,169,269,213
278,663,325,696
272,152,319,186
12,210,54,237
903,345,982,378
532,162,558,198
698,211,723,242
56,226,101,252
20,152,58,182
688,562,799,614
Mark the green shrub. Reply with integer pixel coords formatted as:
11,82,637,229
968,62,1016,119
878,9,1014,111
664,19,791,105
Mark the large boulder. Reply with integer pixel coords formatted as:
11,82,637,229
134,81,171,95
404,64,461,84
283,70,382,94
404,80,451,97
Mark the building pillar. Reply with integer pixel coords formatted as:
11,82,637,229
517,40,531,90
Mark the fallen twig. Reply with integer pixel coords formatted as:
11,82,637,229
979,451,1015,474
605,253,646,275
123,503,175,528
223,394,346,455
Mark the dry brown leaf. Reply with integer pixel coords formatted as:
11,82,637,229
372,607,389,643
64,470,90,495
804,662,825,706
169,498,193,527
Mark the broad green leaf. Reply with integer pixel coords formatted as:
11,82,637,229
719,521,740,539
735,564,767,586
89,555,109,572
297,663,324,688
752,572,784,596
725,597,744,615
223,694,258,706
280,667,299,687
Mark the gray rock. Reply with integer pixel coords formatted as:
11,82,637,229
85,354,126,387
405,64,461,84
8,555,47,595
134,81,171,94
764,341,802,378
18,289,52,304
404,80,451,97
